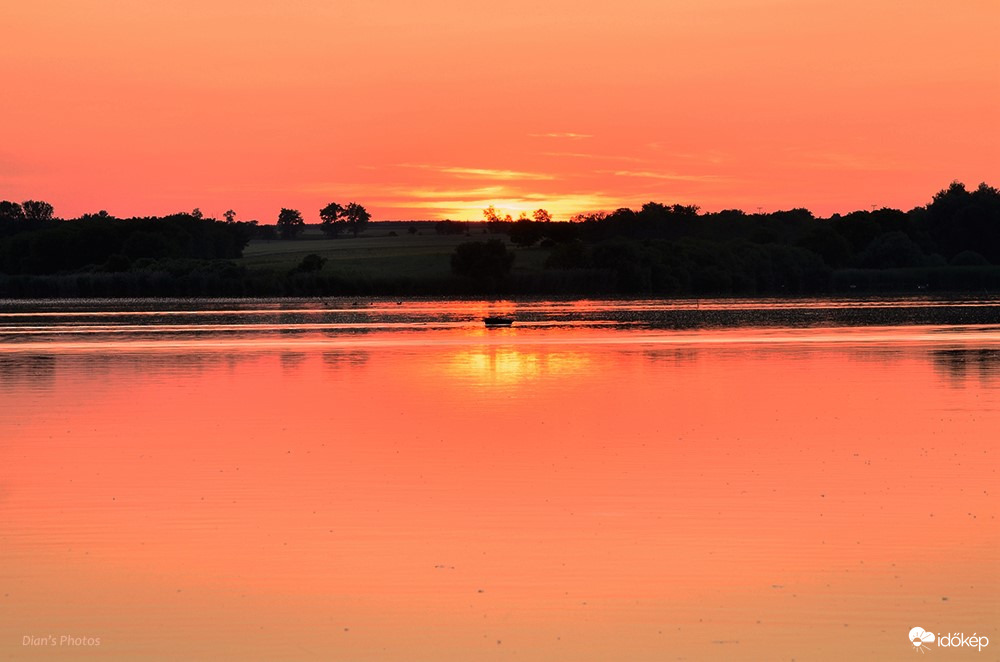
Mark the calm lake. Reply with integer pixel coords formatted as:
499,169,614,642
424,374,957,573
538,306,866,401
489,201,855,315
1,298,997,660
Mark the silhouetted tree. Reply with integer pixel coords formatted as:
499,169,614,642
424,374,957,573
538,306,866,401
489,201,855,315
796,224,852,267
833,211,882,253
950,250,989,266
451,239,515,281
483,205,512,233
927,181,1000,262
343,202,370,237
102,253,131,273
509,219,543,247
223,209,236,223
533,208,552,223
857,231,927,268
435,220,466,235
276,208,305,239
123,231,172,260
544,239,589,269
319,202,345,236
191,207,203,220
22,200,54,223
79,210,112,221
0,201,25,224
293,253,327,273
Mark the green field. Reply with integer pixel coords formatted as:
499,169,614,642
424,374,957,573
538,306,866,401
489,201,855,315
241,229,549,279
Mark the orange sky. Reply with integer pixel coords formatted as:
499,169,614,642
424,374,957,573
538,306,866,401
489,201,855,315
1,0,998,222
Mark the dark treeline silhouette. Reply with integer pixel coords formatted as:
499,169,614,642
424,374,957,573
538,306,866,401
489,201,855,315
2,182,1000,297
459,181,1000,295
0,204,255,275
435,219,471,235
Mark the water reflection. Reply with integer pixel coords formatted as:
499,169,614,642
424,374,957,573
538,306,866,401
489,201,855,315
444,347,593,386
322,350,370,369
5,296,1000,339
0,354,56,391
932,348,1000,385
0,299,998,661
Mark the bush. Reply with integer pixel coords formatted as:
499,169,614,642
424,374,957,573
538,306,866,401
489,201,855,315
950,250,990,266
292,253,327,273
450,239,515,281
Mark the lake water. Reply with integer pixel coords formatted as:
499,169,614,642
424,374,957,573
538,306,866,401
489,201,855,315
1,298,997,660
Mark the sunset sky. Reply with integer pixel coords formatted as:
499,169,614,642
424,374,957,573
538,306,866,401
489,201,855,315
2,0,997,222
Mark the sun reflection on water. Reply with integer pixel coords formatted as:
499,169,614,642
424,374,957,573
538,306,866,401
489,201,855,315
445,345,592,385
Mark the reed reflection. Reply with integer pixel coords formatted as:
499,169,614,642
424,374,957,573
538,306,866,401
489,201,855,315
932,348,1000,385
0,355,56,391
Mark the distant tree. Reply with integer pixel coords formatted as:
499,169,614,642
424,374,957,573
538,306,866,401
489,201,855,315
857,231,927,268
796,224,852,267
191,207,203,219
950,250,990,266
483,205,512,233
509,218,543,247
319,202,346,236
533,208,552,223
276,208,305,239
22,200,54,223
293,253,327,273
408,224,418,235
544,239,590,269
343,202,370,237
223,209,236,223
927,180,1000,262
435,219,466,235
0,201,25,224
451,239,515,281
123,231,172,260
102,253,131,273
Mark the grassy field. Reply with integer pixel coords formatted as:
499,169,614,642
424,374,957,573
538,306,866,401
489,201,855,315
241,230,549,279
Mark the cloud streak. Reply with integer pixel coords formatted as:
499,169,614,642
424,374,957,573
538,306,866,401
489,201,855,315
601,170,726,183
397,164,556,181
542,152,646,163
529,132,593,139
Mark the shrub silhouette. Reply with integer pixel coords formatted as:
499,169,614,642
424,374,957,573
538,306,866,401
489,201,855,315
451,239,514,281
293,254,327,273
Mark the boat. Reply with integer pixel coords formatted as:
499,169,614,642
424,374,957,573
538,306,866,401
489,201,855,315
484,316,514,327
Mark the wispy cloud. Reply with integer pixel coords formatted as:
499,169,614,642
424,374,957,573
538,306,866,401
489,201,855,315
402,186,508,200
543,152,646,163
529,132,593,139
397,163,555,181
601,170,725,183
441,167,555,181
791,151,906,172
645,144,729,164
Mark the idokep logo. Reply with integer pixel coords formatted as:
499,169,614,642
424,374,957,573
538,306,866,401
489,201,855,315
909,626,990,653
910,627,935,652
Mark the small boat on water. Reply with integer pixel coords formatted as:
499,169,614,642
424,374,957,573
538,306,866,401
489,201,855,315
484,316,514,327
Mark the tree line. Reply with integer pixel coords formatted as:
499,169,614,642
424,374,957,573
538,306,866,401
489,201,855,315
0,206,254,275
449,181,1000,294
0,201,374,276
2,182,1000,296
